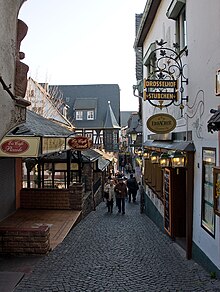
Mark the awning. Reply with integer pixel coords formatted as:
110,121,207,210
207,109,220,133
98,156,110,171
143,140,195,152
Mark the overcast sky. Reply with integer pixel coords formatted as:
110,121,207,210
19,0,146,111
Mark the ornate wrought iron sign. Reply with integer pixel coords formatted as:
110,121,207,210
143,39,188,114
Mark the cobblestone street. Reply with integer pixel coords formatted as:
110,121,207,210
15,195,220,291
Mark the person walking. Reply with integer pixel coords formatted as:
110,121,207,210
127,173,139,203
114,178,127,214
104,179,116,213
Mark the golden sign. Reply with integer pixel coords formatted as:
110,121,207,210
147,113,176,134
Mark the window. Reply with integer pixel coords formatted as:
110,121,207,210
176,7,187,50
167,0,187,50
143,42,156,78
201,148,216,237
76,110,83,120
87,110,94,120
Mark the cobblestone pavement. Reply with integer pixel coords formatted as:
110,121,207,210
15,195,220,292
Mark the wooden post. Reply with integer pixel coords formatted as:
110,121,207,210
186,151,194,259
67,149,71,188
78,150,82,183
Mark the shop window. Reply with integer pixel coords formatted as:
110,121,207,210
201,148,216,237
213,167,220,216
143,156,163,199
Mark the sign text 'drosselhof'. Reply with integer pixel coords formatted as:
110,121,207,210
143,79,178,101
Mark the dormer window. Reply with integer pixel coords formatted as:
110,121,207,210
76,110,83,120
87,110,94,120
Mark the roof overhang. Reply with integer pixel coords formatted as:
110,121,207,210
143,140,195,152
134,0,162,48
207,109,220,133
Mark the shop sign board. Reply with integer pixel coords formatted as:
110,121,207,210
68,136,93,150
147,113,176,134
143,79,178,101
0,137,40,157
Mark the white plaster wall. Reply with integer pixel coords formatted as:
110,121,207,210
186,0,220,269
141,0,220,269
0,0,26,140
142,0,180,142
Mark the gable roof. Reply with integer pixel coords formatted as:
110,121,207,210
26,78,75,130
49,84,120,129
10,110,73,137
120,111,133,128
74,98,97,110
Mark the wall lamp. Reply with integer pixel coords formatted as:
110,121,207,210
150,151,160,164
131,128,137,143
143,149,150,159
159,152,171,168
170,150,185,168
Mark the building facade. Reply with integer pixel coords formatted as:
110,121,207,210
135,0,220,275
0,0,30,221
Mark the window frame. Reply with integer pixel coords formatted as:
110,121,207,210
76,110,83,120
87,110,94,120
201,148,216,237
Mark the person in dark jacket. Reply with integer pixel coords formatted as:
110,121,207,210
127,173,139,203
114,178,127,214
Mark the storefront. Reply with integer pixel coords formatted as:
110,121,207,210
142,139,195,259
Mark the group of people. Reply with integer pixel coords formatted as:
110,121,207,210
104,172,139,215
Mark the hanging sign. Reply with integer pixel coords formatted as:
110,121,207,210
147,113,176,134
68,136,93,150
0,137,40,157
143,79,178,101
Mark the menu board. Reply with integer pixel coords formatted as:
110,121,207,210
164,168,172,236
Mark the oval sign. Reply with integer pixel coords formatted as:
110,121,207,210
1,139,30,154
147,113,176,134
68,136,93,150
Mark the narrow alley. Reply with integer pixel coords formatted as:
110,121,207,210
14,193,220,292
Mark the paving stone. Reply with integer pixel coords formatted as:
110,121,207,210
14,193,220,291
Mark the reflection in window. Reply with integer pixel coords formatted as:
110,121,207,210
201,148,215,237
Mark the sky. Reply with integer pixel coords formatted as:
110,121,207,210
19,0,146,111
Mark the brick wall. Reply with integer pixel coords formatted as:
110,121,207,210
0,225,50,254
21,188,74,209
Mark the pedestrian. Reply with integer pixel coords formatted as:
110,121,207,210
104,179,116,213
127,173,139,203
114,178,127,214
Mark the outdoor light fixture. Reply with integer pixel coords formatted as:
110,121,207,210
137,148,143,156
131,128,137,142
171,150,185,168
143,149,150,159
150,151,159,164
159,152,171,168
